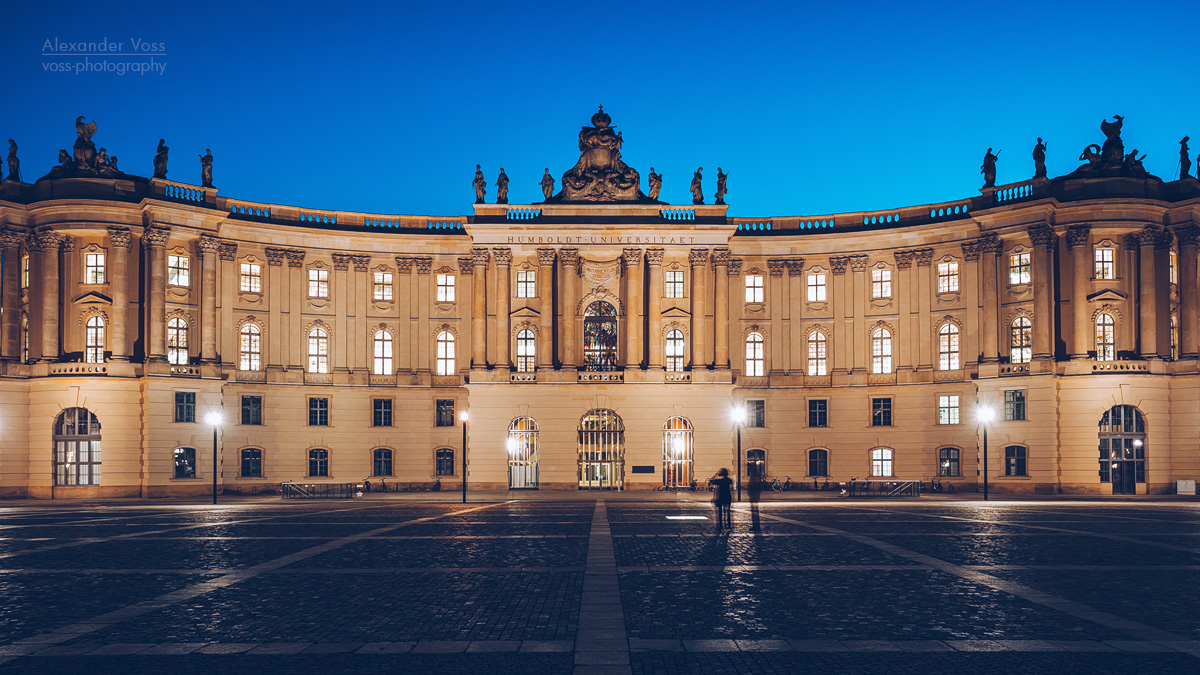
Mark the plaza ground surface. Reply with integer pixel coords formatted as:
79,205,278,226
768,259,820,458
1,496,1199,674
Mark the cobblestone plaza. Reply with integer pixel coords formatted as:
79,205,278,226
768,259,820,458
0,496,1199,674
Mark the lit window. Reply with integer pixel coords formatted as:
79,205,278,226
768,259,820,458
21,254,29,289
167,317,188,365
1004,390,1025,421
373,272,393,301
871,327,892,374
436,331,455,375
1010,317,1032,364
1170,250,1178,284
871,269,892,298
938,395,960,425
168,255,190,287
308,447,329,474
1096,313,1115,361
85,252,105,284
516,329,536,372
21,317,29,363
938,448,960,477
173,447,197,479
745,275,764,303
437,273,455,302
1094,248,1114,280
871,448,893,477
85,316,105,363
1171,314,1179,361
308,326,329,373
239,263,261,293
937,262,959,293
938,323,960,370
745,332,764,376
1009,252,1031,284
373,330,392,375
516,269,535,298
807,331,827,376
747,400,765,427
239,324,261,371
665,270,685,298
308,268,329,298
806,273,826,302
1004,445,1027,477
665,329,686,372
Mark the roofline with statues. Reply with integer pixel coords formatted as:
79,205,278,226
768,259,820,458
2,111,1199,237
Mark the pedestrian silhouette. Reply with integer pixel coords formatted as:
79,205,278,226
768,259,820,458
709,468,733,530
747,466,763,531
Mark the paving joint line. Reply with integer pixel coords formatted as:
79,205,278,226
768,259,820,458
575,499,631,674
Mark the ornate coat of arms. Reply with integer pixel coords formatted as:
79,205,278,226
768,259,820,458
547,106,655,203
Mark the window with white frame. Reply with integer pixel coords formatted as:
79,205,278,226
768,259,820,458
436,331,455,375
1170,250,1178,284
168,254,190,287
167,317,188,365
745,332,764,376
665,329,685,372
516,269,535,298
1096,313,1116,361
1010,317,1032,364
937,261,959,293
307,326,329,373
308,268,329,298
373,329,392,375
240,262,261,293
436,273,455,302
807,273,826,302
871,448,894,477
938,395,960,424
239,324,261,370
21,254,29,289
373,272,393,301
1094,247,1114,280
516,329,536,372
85,316,105,363
745,275,764,302
938,323,960,370
85,252,105,284
871,327,892,374
665,270,685,298
807,331,827,376
1009,252,1031,284
871,269,892,298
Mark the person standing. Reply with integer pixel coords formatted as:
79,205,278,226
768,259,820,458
709,468,733,530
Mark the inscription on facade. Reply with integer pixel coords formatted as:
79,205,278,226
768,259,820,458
506,234,699,245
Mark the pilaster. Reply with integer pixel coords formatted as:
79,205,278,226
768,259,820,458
537,248,556,371
142,226,171,362
493,247,512,370
1066,225,1092,359
197,235,221,363
712,247,730,369
646,247,664,370
623,248,643,369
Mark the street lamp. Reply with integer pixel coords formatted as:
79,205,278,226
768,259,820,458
205,411,223,505
731,404,747,502
460,410,469,503
978,405,995,501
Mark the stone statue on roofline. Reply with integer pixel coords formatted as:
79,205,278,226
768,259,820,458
496,168,509,204
153,139,169,178
540,168,555,201
37,116,133,181
1065,115,1160,180
1033,138,1047,179
981,148,999,188
199,148,214,187
472,164,486,203
691,167,703,204
647,168,662,201
5,139,18,182
1180,137,1192,180
715,168,728,205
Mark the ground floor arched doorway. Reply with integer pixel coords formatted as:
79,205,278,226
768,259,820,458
1099,405,1146,495
578,409,624,490
508,416,539,489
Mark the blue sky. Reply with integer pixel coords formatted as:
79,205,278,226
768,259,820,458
3,0,1197,217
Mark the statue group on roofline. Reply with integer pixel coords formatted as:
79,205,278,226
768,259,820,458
1065,115,1158,180
41,116,125,180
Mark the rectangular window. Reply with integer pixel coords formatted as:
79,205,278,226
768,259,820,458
308,397,329,426
168,254,190,287
806,273,826,302
665,270,685,298
938,395,960,425
871,269,892,298
308,268,329,298
1004,389,1026,421
871,397,892,427
436,448,455,476
808,399,828,428
372,398,393,427
747,400,765,428
173,391,196,423
745,275,764,303
373,272,393,301
1009,252,1031,284
241,395,263,425
1094,248,1114,280
1005,445,1027,476
85,252,106,284
240,263,262,293
241,448,262,478
938,448,960,477
174,447,196,479
437,273,455,302
436,399,455,427
516,269,536,298
937,262,959,293
21,254,29,289
1170,250,1178,284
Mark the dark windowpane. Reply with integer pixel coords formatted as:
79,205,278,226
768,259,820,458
808,399,828,427
436,400,455,427
1004,445,1027,476
808,449,828,477
871,398,891,427
174,392,196,423
309,398,329,426
241,448,262,478
241,396,263,425
748,400,765,428
1004,390,1025,421
373,399,393,427
308,448,329,477
436,448,454,476
373,448,393,476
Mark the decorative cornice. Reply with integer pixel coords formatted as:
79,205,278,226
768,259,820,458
850,254,870,272
197,235,222,255
458,257,474,275
285,249,306,268
472,247,491,266
492,247,512,267
265,247,287,266
787,259,805,276
1175,224,1200,248
1028,223,1056,249
645,247,664,266
218,241,238,261
727,258,742,276
395,256,414,273
537,247,557,266
352,255,370,272
332,253,353,271
894,250,915,269
106,227,133,251
913,248,933,267
829,256,849,275
689,247,710,267
141,227,170,249
415,256,433,274
559,247,579,267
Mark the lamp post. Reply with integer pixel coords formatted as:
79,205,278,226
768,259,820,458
978,405,994,501
731,404,746,502
205,411,223,505
460,410,469,503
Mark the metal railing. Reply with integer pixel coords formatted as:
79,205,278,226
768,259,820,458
846,480,922,498
280,482,358,499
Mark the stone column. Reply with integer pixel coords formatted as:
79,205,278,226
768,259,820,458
829,256,849,374
353,255,370,372
646,248,664,369
415,257,432,372
690,248,710,369
712,248,730,369
1138,227,1169,359
1028,224,1056,361
768,259,786,374
143,227,171,362
0,231,22,361
979,235,1001,363
493,247,512,370
265,247,287,370
286,250,305,369
29,231,60,361
850,255,869,373
915,249,934,370
537,248,556,370
623,248,643,369
332,253,352,373
106,228,133,361
471,247,488,370
198,235,221,363
961,240,982,368
1177,225,1200,359
1066,225,1092,359
559,248,580,368
218,242,237,366
786,259,803,373
395,257,414,372
893,250,914,372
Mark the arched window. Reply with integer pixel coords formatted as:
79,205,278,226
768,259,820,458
85,316,105,363
307,327,329,373
372,448,393,477
516,329,536,373
938,323,960,370
308,448,329,477
579,409,625,490
807,331,827,376
167,317,188,365
1099,405,1146,494
583,301,618,371
665,329,685,372
240,448,263,478
435,448,455,476
870,448,893,477
1004,445,1027,477
1170,314,1179,361
871,327,892,374
373,330,392,375
1010,317,1032,364
745,332,764,376
239,324,262,371
662,416,694,488
436,331,455,375
508,417,539,488
747,448,766,479
54,408,102,486
938,447,960,477
21,316,29,363
809,448,829,477
1096,313,1115,361
174,447,197,479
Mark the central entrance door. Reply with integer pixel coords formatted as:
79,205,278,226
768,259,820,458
578,409,624,490
507,417,539,489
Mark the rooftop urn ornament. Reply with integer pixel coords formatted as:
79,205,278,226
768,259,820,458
199,148,214,188
1181,137,1192,179
472,164,486,204
691,167,704,204
539,168,555,200
715,167,728,205
496,167,509,204
1033,137,1047,179
153,138,169,178
5,139,18,182
647,168,662,201
547,105,654,202
981,148,1000,188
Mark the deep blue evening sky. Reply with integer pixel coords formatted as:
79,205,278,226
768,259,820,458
4,1,1197,217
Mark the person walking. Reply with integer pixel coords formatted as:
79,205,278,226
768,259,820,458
710,468,734,530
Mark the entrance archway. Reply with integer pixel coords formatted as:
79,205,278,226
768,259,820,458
578,409,624,490
662,416,693,488
1099,405,1146,495
507,416,539,489
53,408,102,486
